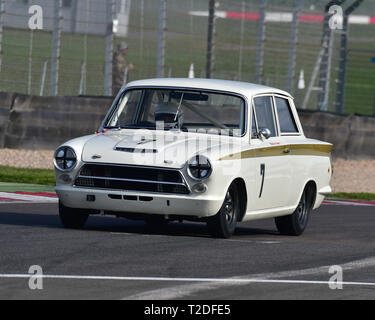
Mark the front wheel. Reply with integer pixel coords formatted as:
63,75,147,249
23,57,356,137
59,201,89,229
275,187,312,236
207,183,239,238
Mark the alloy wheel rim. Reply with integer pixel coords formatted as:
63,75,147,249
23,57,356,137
296,192,308,227
224,191,235,224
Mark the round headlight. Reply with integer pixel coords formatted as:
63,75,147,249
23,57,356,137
187,155,212,181
54,146,77,171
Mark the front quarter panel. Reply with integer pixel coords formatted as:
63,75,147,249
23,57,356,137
54,134,96,187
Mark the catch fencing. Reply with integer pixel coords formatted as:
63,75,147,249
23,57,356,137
0,0,374,115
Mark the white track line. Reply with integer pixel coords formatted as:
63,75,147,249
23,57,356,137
124,257,375,299
0,274,374,287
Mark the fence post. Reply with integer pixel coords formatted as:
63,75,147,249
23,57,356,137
0,0,5,74
157,0,167,78
206,0,216,79
50,0,62,96
70,0,78,33
79,61,86,95
238,1,246,81
287,0,305,94
140,0,144,70
28,30,34,95
255,0,267,84
317,0,346,110
40,60,48,96
104,0,115,96
335,0,364,114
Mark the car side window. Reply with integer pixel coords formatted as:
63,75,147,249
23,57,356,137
253,96,277,137
275,97,298,133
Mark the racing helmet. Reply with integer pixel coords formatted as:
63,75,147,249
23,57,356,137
154,102,184,130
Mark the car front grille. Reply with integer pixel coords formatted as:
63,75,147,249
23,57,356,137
74,164,190,195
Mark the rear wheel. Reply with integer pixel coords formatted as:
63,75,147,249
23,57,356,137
59,201,89,229
207,183,239,238
275,187,312,236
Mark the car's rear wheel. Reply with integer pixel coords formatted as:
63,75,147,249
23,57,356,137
59,201,89,229
275,186,312,236
207,183,239,238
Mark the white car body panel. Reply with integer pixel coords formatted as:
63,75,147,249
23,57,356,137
55,78,332,222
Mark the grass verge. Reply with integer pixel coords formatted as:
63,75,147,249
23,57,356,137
329,193,375,201
0,166,55,186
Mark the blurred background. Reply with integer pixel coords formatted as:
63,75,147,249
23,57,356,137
0,0,374,115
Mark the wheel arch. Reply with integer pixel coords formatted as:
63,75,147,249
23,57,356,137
304,180,317,210
232,177,248,222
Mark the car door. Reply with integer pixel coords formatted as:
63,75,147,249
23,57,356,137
273,95,305,207
249,94,293,211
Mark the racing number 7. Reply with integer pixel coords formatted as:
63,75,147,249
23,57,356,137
259,163,265,198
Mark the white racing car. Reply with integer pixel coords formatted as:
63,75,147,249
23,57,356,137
54,78,332,238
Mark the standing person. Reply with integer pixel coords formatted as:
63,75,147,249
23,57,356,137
112,41,134,96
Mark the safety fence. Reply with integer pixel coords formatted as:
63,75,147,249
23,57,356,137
0,0,374,115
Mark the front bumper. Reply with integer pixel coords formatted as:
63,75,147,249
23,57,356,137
56,185,224,218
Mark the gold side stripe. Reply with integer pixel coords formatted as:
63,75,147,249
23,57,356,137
219,144,333,161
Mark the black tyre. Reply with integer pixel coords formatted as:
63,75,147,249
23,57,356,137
275,187,312,236
59,201,89,229
207,183,239,238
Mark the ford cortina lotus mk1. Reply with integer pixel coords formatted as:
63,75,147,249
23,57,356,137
54,78,332,238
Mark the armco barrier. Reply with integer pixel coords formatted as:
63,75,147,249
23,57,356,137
1,93,375,159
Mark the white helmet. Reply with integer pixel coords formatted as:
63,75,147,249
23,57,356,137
155,102,184,130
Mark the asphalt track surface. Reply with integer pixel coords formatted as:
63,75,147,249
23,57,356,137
0,202,374,300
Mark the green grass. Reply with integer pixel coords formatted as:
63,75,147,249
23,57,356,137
329,193,375,201
0,166,55,186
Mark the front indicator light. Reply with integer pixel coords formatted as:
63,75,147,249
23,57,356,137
192,183,207,193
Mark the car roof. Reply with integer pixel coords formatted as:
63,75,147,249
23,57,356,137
125,78,292,99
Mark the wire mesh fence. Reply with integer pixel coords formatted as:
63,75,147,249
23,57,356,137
0,0,374,115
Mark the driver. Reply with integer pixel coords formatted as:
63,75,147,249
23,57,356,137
154,102,184,130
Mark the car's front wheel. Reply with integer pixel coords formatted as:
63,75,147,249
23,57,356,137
59,201,89,229
275,186,312,236
207,183,239,238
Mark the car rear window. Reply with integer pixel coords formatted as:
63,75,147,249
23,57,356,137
275,97,298,133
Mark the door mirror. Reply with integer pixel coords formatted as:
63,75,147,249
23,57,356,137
259,128,271,140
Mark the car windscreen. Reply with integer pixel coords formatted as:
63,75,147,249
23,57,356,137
104,88,246,136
